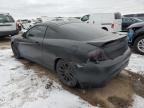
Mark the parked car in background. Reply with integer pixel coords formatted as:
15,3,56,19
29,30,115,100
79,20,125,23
11,21,131,88
81,12,122,33
0,13,18,37
122,17,143,32
20,19,34,30
124,13,144,21
128,22,144,55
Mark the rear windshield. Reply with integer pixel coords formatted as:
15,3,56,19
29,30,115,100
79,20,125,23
0,14,15,23
57,23,114,41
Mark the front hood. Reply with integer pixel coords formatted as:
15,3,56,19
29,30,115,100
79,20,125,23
128,22,144,29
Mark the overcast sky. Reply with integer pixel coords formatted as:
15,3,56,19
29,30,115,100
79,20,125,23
0,0,144,19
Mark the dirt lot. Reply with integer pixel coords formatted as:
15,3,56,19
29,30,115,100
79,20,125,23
0,37,144,108
0,37,11,49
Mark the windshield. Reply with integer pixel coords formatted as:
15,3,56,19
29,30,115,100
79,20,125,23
81,15,90,22
0,14,14,23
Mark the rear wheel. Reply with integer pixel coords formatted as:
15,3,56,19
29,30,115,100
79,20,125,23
56,59,78,87
11,43,21,59
133,36,144,55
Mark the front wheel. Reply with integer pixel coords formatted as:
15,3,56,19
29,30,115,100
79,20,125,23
133,36,144,55
56,59,78,87
11,43,21,59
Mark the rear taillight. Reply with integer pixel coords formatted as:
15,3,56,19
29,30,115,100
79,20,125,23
88,48,107,63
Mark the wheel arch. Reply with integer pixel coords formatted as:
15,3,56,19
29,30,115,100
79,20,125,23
54,58,62,71
132,32,144,46
54,56,83,71
102,27,108,31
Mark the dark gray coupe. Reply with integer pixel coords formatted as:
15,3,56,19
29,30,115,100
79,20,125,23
11,21,131,88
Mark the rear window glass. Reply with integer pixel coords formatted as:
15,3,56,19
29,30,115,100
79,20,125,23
56,23,113,41
0,15,14,23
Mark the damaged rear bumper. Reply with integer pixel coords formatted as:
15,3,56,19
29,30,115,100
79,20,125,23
75,48,131,88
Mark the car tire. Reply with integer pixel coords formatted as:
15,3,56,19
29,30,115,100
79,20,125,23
56,59,78,87
133,36,144,55
11,43,21,59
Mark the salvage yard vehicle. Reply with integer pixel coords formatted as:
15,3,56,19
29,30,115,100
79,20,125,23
19,19,34,30
81,12,122,33
0,13,18,37
11,21,131,88
128,22,144,55
122,17,143,32
124,13,144,21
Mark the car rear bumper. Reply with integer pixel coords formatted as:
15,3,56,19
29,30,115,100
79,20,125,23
0,30,19,37
75,47,131,88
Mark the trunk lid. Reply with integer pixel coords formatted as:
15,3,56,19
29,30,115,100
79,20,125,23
87,35,128,59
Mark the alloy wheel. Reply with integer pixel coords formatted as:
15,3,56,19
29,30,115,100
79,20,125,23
56,60,77,87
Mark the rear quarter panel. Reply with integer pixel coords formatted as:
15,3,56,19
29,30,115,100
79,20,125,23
42,39,95,69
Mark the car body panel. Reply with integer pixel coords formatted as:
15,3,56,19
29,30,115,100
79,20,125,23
11,21,131,87
76,48,131,87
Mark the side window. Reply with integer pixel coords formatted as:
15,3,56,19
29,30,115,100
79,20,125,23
81,15,90,22
45,27,58,39
123,18,129,23
129,18,135,22
26,25,47,41
124,18,133,23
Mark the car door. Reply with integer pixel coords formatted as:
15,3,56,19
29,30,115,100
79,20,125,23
18,25,47,63
42,27,59,69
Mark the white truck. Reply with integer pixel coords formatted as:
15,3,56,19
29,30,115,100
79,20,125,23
81,12,122,33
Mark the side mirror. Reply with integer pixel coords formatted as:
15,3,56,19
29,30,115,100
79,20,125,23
22,32,26,38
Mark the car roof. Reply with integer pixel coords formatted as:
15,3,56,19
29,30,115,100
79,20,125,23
36,21,82,27
0,13,10,15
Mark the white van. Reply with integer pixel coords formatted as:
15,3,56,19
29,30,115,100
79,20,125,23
0,13,18,37
81,12,122,33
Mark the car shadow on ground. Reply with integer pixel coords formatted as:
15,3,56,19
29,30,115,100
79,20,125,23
18,58,144,108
